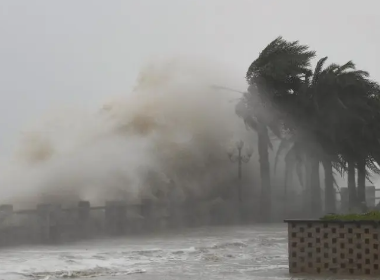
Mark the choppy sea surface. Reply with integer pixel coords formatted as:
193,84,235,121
0,224,352,280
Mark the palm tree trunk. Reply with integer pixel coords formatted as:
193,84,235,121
322,159,336,213
304,157,311,217
283,161,289,217
357,158,367,212
310,157,322,217
258,122,271,222
347,160,357,210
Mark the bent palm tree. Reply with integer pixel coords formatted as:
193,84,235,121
273,57,380,215
236,37,315,221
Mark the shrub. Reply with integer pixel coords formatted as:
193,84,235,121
321,211,380,221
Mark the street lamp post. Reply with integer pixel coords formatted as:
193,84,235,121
228,140,253,202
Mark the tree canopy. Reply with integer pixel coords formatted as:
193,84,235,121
237,36,380,218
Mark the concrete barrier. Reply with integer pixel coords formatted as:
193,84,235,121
37,204,62,243
0,198,223,246
285,219,380,276
105,201,127,235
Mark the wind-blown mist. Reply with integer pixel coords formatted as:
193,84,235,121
0,59,258,210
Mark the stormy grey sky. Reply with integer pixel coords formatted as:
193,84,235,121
0,0,379,159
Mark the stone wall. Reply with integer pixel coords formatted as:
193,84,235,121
285,220,380,276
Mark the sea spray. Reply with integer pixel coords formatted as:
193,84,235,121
0,58,257,212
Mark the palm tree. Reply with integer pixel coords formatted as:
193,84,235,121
357,96,380,209
339,93,380,210
236,37,315,221
236,36,380,218
329,66,380,210
273,57,334,217
274,58,380,215
308,61,380,212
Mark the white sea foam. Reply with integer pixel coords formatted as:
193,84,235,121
0,225,290,280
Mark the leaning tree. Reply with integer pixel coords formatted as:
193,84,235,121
236,36,315,221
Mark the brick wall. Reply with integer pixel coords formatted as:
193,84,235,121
286,220,380,276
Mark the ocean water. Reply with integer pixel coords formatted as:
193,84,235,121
0,224,349,280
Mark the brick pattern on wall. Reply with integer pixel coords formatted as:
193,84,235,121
288,221,380,276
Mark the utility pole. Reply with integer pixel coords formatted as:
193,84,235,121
228,140,253,202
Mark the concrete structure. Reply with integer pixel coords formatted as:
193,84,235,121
36,203,63,243
0,197,232,246
105,200,127,235
0,198,187,246
285,219,380,276
0,200,144,246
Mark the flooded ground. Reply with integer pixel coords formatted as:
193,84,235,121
0,224,349,280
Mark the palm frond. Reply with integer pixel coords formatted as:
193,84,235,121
311,57,328,87
247,36,316,88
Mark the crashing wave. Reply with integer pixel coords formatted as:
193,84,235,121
0,58,256,219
